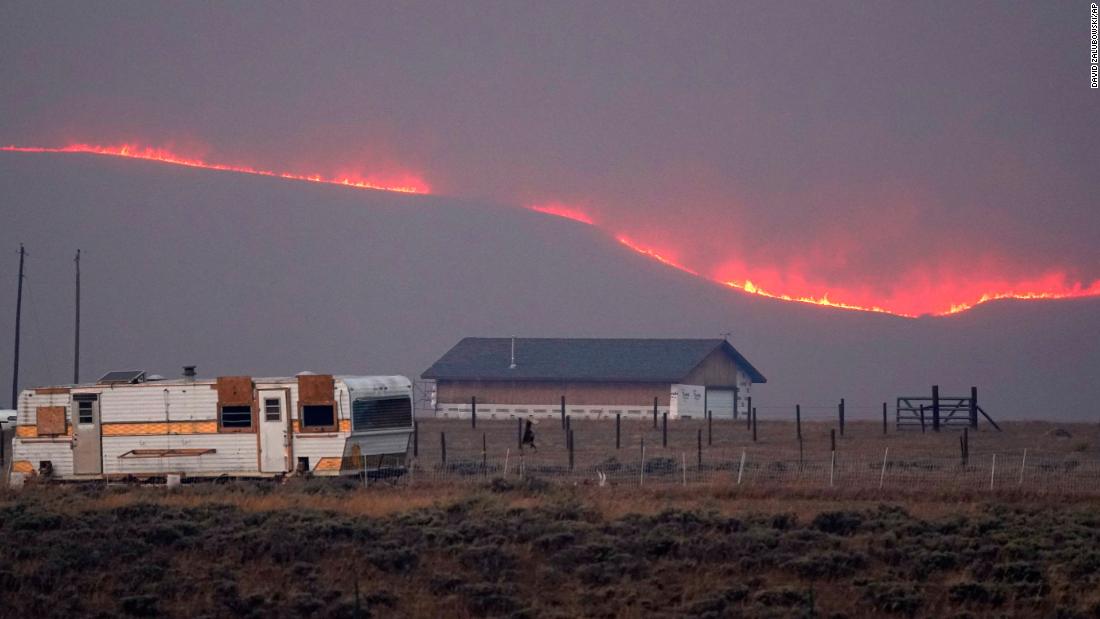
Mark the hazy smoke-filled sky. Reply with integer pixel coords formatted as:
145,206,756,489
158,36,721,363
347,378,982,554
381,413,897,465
2,1,1097,315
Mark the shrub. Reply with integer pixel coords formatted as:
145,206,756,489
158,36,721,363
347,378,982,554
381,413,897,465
812,511,863,536
862,581,923,614
948,581,1006,606
120,594,159,617
754,586,811,608
786,550,867,579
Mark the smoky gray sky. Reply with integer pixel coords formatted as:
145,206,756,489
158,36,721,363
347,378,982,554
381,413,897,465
1,1,1098,315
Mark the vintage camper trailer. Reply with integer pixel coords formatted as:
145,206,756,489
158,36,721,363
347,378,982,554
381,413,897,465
9,369,413,481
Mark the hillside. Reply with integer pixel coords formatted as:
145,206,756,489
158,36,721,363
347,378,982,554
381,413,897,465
1,152,1097,419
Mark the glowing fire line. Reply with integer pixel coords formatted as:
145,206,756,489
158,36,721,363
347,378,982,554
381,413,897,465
611,235,1100,318
1,143,429,194
6,142,1098,317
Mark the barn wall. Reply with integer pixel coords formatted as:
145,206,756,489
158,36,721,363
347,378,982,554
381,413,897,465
435,380,677,419
680,348,743,387
437,380,672,406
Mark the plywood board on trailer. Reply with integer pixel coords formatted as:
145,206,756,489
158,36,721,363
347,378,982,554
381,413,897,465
36,406,67,436
298,375,335,403
216,376,254,404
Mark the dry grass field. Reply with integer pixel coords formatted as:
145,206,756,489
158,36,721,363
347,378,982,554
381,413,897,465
3,421,1100,617
3,480,1100,618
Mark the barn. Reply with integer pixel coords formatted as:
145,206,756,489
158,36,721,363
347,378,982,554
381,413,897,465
421,338,766,420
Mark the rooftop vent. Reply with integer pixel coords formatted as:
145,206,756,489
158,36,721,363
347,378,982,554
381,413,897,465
98,370,146,385
182,366,197,383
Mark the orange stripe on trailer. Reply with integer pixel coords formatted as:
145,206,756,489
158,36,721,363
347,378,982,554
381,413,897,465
313,457,343,471
11,461,34,474
101,421,219,436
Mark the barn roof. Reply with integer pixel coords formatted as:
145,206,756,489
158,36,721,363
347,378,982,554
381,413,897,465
421,338,766,384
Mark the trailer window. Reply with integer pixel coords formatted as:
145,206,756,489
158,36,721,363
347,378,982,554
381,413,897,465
77,400,94,424
301,404,335,429
220,405,253,429
352,397,412,431
264,398,281,421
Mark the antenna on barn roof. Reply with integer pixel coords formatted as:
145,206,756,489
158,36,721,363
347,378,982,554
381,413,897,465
509,336,517,370
721,331,732,342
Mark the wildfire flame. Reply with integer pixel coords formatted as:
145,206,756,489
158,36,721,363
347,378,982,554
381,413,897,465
527,203,595,225
615,236,699,276
1,143,430,194
611,234,1100,318
6,142,1099,317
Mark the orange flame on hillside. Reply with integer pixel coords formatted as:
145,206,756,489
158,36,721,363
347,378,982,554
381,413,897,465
615,236,699,276
527,203,595,225
6,142,1099,317
1,143,430,194
614,234,1100,317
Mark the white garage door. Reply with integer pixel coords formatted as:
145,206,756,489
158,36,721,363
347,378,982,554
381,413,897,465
707,389,736,420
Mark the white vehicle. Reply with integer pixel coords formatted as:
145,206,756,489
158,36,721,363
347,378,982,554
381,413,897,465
0,410,16,426
10,369,413,480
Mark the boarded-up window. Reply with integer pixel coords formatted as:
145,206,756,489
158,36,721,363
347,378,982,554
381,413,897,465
36,406,67,436
297,375,337,432
216,376,254,433
297,375,334,403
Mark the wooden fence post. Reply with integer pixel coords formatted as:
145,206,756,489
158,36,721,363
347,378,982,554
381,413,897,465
707,410,713,446
796,404,802,440
471,396,477,429
440,432,447,466
746,396,752,430
697,428,702,467
560,395,566,429
932,385,941,432
565,415,571,449
752,407,758,442
640,438,646,487
413,420,419,458
653,397,658,429
568,429,575,471
969,386,978,429
662,412,668,447
839,398,845,436
830,428,836,453
882,402,887,435
517,418,522,450
919,405,926,433
615,413,621,449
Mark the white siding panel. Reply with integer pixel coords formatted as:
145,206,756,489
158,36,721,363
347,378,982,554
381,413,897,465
18,390,72,425
99,386,218,423
292,435,347,464
103,434,258,476
13,441,74,475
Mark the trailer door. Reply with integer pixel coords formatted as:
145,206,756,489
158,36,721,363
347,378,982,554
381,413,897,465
258,390,289,473
72,394,102,474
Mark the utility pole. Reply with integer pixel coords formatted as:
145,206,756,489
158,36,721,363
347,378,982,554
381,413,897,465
11,244,26,409
74,249,81,384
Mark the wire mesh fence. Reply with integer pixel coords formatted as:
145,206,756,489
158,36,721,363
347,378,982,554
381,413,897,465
392,449,1100,496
